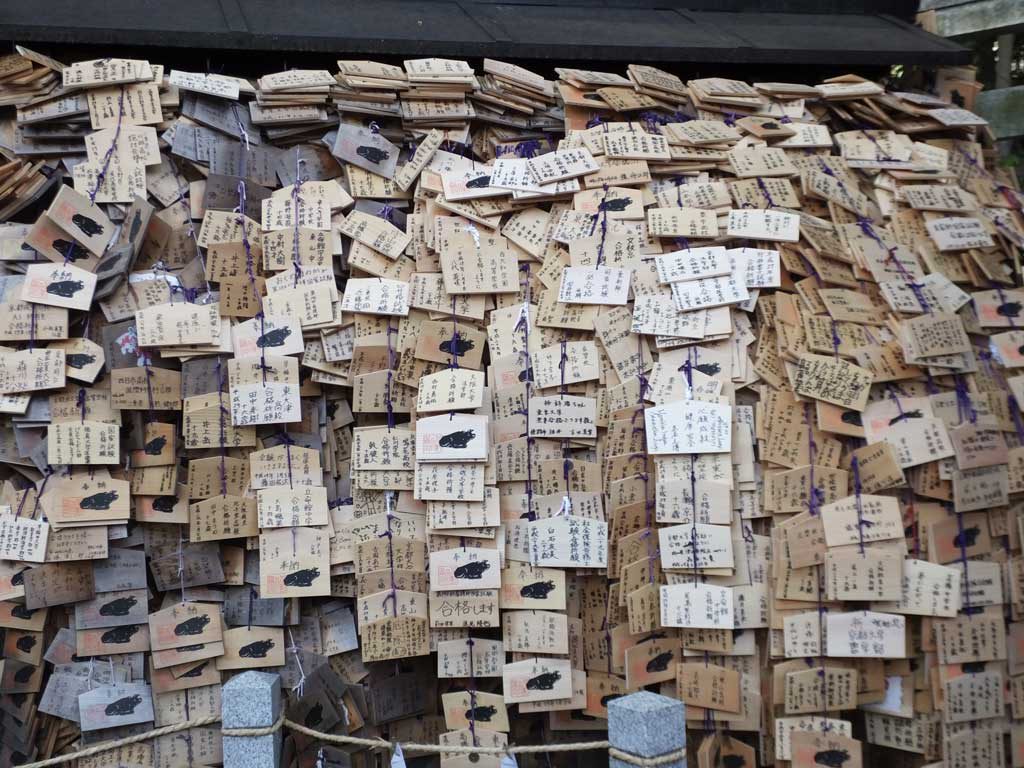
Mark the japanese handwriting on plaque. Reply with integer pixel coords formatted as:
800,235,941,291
726,209,800,242
528,516,608,568
825,610,905,658
793,354,874,411
525,149,599,184
654,246,730,283
660,584,734,628
340,278,411,316
528,395,597,438
644,400,732,454
558,266,631,305
0,516,48,562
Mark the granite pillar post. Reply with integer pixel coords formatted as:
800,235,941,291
222,670,283,768
608,691,686,768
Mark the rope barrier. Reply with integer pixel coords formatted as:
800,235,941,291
21,714,222,768
22,713,689,767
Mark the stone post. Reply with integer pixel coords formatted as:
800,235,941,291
222,670,283,768
607,691,686,768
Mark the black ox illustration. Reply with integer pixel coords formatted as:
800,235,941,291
439,337,474,357
128,210,143,243
239,639,276,658
953,525,981,549
152,495,177,513
66,353,96,369
105,694,142,716
645,651,674,673
814,749,851,768
52,239,87,262
144,435,167,455
694,362,720,376
80,490,118,510
520,581,556,599
46,280,84,298
10,605,36,620
284,568,320,587
889,409,923,425
100,596,138,616
182,662,208,678
439,430,475,449
454,561,490,580
356,146,390,164
72,213,104,237
257,327,292,348
526,671,561,691
101,625,140,644
840,411,862,427
465,704,496,722
174,615,211,636
600,197,631,212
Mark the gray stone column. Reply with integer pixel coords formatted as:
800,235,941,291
607,691,686,768
222,670,283,768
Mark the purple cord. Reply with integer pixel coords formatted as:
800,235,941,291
851,457,872,554
216,358,229,497
517,264,535,520
857,214,931,314
237,180,269,384
385,324,396,430
291,149,305,288
688,455,700,581
887,384,907,420
277,431,295,489
635,332,653,527
559,338,573,513
857,128,896,163
981,351,1024,443
378,502,399,617
467,638,478,746
169,161,212,298
955,507,973,617
28,303,36,352
449,297,461,372
995,284,1018,329
953,375,977,425
804,403,821,516
17,467,51,519
755,177,777,208
589,185,611,268
600,617,612,674
88,86,126,207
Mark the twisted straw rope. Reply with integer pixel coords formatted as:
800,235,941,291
21,713,686,768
